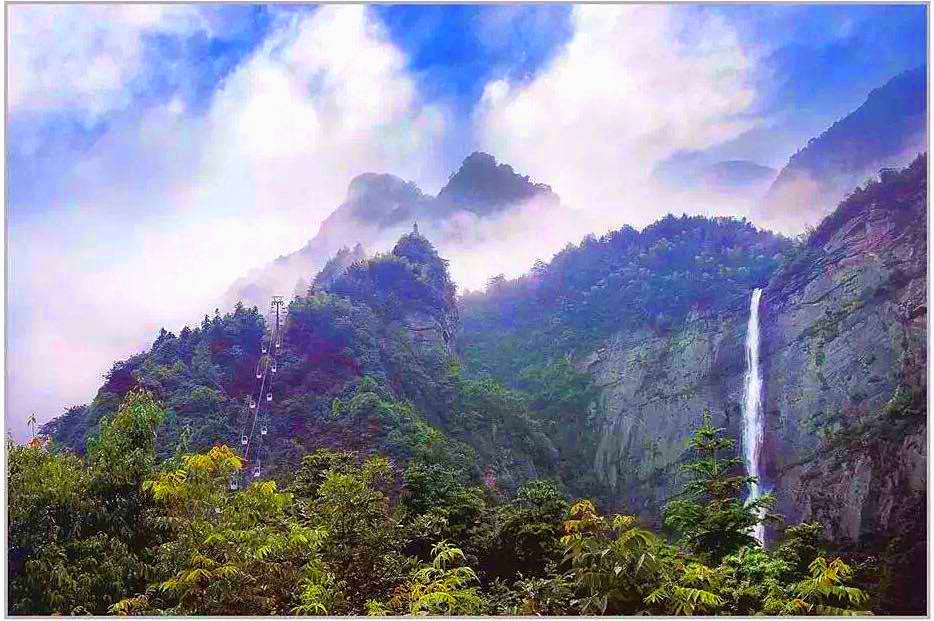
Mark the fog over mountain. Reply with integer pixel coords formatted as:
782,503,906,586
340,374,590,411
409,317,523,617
757,66,927,232
223,152,574,309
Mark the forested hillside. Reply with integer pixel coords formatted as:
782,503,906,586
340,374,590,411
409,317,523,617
458,215,793,382
19,157,927,615
43,230,557,493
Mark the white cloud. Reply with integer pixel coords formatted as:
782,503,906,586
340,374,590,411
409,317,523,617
200,5,448,227
8,4,208,122
474,5,760,227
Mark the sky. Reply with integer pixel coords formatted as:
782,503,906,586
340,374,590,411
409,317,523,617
6,3,927,438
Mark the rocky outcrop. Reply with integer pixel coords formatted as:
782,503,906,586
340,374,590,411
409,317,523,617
760,155,927,546
582,313,748,518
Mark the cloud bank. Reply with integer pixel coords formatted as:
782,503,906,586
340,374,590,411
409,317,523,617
474,5,761,228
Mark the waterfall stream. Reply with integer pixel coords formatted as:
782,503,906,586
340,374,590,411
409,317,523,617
742,288,765,543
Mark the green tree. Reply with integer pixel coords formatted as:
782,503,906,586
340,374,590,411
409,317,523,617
370,541,484,615
8,389,166,615
559,500,665,613
113,444,330,615
293,452,410,614
764,557,870,615
663,410,775,563
481,479,569,579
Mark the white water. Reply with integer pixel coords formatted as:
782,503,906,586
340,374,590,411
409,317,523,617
742,288,765,543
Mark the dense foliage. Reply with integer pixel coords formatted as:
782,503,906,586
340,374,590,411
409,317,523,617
459,214,793,383
9,391,871,615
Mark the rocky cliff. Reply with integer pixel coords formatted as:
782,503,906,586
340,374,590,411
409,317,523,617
578,158,927,558
583,312,748,516
756,154,927,612
761,154,926,539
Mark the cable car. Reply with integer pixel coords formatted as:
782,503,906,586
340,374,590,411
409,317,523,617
249,398,256,409
256,371,262,379
262,346,267,354
241,433,248,445
260,424,267,436
252,465,261,478
271,364,277,373
266,393,272,403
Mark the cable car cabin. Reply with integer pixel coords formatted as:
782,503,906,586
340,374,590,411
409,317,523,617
266,393,272,402
261,424,267,436
252,466,261,478
271,364,277,373
256,371,262,379
262,347,267,354
241,434,248,445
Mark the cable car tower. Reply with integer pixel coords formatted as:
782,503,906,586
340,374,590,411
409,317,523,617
232,296,285,489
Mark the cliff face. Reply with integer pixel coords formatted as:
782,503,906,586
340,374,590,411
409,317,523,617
581,157,926,557
581,312,748,518
760,155,926,543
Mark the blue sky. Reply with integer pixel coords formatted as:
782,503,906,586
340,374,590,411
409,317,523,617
6,3,928,437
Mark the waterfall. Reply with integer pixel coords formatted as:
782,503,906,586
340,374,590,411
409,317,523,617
742,288,765,543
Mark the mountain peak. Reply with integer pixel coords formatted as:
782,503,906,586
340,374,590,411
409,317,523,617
437,151,557,215
346,172,423,203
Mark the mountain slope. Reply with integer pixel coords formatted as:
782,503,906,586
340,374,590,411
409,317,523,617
459,154,927,612
45,230,559,492
758,67,927,232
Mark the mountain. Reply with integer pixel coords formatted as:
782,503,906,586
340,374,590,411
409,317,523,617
40,155,927,613
701,160,776,190
458,154,927,612
44,228,559,493
760,155,926,612
653,153,777,195
224,152,560,309
758,66,927,233
436,151,558,215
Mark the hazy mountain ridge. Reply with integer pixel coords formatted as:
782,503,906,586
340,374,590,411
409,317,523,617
758,66,927,232
224,152,561,309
